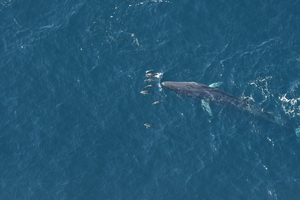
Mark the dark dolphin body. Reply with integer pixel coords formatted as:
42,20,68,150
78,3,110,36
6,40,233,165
162,81,296,130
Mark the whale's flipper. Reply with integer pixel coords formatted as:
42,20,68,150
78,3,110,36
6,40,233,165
209,82,223,88
295,128,300,143
201,100,212,116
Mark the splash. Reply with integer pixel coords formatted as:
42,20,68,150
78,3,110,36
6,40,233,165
279,94,300,117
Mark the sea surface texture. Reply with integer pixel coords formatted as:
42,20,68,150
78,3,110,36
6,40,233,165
1,0,300,199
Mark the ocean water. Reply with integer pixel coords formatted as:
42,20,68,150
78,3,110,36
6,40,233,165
1,0,300,199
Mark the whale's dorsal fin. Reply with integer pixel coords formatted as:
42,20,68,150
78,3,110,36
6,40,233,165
201,100,212,116
209,82,223,88
190,82,199,85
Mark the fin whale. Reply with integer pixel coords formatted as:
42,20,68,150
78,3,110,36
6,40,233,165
161,81,300,141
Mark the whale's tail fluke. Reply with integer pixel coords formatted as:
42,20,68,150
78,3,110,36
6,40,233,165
295,128,300,143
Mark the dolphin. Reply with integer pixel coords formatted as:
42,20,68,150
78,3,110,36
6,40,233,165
161,81,300,141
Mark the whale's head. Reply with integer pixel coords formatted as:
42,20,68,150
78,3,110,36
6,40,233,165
162,81,205,98
161,81,186,92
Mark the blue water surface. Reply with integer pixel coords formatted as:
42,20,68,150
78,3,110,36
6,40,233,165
1,0,300,199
